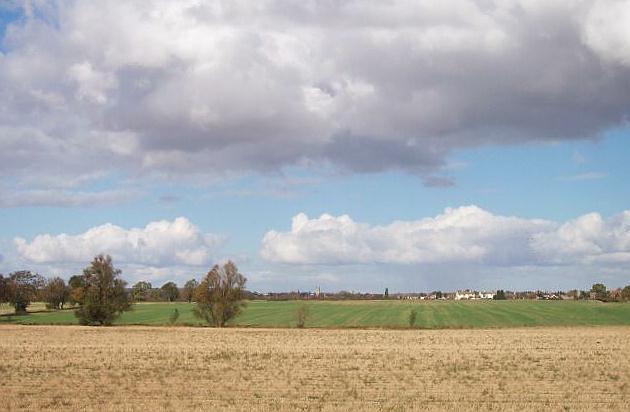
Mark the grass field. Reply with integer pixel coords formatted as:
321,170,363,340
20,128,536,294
2,300,630,329
0,324,628,410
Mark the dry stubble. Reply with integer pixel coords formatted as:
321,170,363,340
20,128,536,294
0,325,629,411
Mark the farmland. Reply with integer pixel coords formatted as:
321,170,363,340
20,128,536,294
0,325,628,410
1,300,630,329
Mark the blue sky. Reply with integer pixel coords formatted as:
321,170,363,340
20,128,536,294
1,2,629,292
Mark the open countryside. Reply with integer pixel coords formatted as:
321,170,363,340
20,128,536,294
1,325,629,411
2,300,630,328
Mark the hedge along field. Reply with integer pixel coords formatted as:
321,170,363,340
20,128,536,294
2,300,630,328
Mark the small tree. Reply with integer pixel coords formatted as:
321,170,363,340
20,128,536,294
295,303,310,328
621,286,630,302
161,282,179,302
131,281,152,302
408,309,418,328
42,277,69,310
193,261,246,327
183,279,198,303
75,255,132,326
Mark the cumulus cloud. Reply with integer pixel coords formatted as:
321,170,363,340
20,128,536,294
531,211,630,264
261,206,554,265
14,217,225,267
1,0,630,196
261,206,630,267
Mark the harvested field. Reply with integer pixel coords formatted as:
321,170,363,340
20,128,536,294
1,325,629,411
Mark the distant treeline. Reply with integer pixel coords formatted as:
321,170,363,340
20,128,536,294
2,269,630,309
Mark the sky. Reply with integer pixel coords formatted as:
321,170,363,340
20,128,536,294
1,0,629,293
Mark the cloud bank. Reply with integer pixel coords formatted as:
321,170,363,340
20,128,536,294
261,206,630,268
2,0,630,198
14,217,224,267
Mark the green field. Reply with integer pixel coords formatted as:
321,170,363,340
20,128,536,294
2,299,630,328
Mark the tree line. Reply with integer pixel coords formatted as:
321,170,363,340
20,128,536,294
0,255,247,327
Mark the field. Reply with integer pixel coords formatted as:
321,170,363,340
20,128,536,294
0,325,628,410
2,300,630,329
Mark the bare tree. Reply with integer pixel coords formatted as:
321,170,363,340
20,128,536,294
193,261,246,327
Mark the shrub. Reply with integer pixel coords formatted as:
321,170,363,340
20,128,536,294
408,309,418,328
169,308,180,325
296,303,310,328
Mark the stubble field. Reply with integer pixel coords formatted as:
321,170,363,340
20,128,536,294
1,325,629,411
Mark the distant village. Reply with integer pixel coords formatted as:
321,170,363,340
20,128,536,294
252,283,630,303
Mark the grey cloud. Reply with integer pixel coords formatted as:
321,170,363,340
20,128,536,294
0,189,140,208
1,1,630,197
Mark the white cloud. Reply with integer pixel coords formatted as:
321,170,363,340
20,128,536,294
261,206,630,268
1,0,630,197
14,217,225,267
583,0,630,66
531,211,630,264
261,206,554,265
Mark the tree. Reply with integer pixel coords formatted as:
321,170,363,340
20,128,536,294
183,279,198,303
42,277,69,310
0,274,8,305
75,255,132,326
591,283,608,301
68,274,86,306
384,288,389,298
193,261,247,327
5,271,45,313
131,281,152,302
160,282,179,302
494,290,507,300
621,286,630,302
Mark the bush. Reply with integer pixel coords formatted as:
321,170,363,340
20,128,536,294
169,308,180,325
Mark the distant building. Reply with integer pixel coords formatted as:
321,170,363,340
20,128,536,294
454,290,475,300
454,290,495,300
